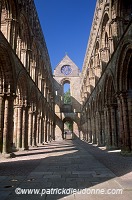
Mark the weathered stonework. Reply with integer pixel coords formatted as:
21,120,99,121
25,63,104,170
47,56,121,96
0,0,55,156
80,0,132,153
53,55,81,140
0,0,131,156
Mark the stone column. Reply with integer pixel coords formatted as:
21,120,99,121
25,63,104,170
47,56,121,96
2,94,14,154
39,116,42,145
6,18,12,43
26,49,32,73
42,117,45,144
116,95,123,149
92,116,96,144
86,113,88,141
36,115,40,145
96,111,100,145
104,106,109,148
120,92,131,152
96,112,102,145
45,118,48,142
17,106,23,149
47,121,50,141
127,92,132,151
88,118,92,143
53,122,55,140
110,105,116,148
28,111,33,147
101,111,105,145
22,106,27,150
21,49,26,67
0,95,4,152
51,121,53,140
32,112,36,146
107,106,112,148
16,37,21,58
13,105,18,149
111,104,119,148
2,98,9,154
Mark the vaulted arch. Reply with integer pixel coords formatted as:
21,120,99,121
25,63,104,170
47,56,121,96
0,45,14,153
100,13,110,71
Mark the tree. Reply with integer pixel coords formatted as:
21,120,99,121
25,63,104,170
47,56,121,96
65,121,73,131
64,89,71,104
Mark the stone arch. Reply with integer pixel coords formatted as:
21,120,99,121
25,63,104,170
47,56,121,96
30,41,38,82
116,42,132,152
89,57,95,91
100,12,110,71
111,0,117,19
94,40,101,83
90,97,97,143
29,86,38,112
36,97,45,145
0,0,17,46
15,72,28,105
95,88,105,145
116,43,132,92
104,74,119,149
0,44,15,94
60,78,71,105
0,45,15,153
38,60,43,92
118,0,132,22
109,24,114,55
104,75,116,105
27,86,38,147
13,73,28,150
63,117,76,139
60,77,70,85
16,12,31,70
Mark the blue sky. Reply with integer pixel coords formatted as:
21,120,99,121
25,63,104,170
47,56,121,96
34,0,96,72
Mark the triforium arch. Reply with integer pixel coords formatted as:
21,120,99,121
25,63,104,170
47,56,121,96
0,0,17,45
100,12,110,71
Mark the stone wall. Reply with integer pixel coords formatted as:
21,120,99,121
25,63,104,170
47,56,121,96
53,55,81,139
0,0,55,155
80,0,132,153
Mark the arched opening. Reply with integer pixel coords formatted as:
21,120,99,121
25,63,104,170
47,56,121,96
120,0,132,23
100,13,110,71
63,117,73,140
127,56,132,91
94,41,101,83
104,75,119,149
96,91,105,146
28,87,38,147
0,0,17,48
89,58,95,91
118,49,132,152
0,47,14,154
13,74,28,151
63,81,71,104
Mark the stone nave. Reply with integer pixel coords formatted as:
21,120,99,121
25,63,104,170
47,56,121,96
0,0,132,157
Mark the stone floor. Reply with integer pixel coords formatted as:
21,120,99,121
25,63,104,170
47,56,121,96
0,138,132,200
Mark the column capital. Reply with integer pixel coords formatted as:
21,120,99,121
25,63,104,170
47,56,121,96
28,110,33,114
